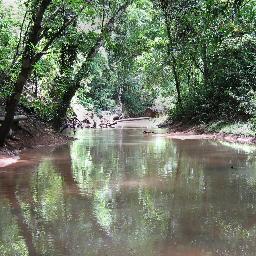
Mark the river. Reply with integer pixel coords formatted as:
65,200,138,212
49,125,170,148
1,127,256,256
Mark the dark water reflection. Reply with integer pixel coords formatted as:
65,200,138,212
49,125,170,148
1,129,256,255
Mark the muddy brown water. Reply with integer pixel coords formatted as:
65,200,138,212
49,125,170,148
1,127,256,256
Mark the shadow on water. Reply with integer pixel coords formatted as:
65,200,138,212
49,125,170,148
1,128,256,255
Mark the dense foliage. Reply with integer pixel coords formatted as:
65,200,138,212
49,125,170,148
0,0,255,144
160,0,256,123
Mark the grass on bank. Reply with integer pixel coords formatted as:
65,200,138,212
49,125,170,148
205,121,256,137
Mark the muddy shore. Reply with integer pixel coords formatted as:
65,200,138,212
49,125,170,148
167,132,256,144
166,123,256,144
0,115,73,167
1,121,256,168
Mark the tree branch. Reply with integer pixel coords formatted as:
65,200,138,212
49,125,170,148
11,10,28,66
33,5,86,63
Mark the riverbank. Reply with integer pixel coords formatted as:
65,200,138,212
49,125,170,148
2,118,256,168
0,114,72,167
166,121,256,144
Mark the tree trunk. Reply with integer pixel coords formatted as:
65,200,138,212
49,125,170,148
0,0,86,145
171,54,182,106
52,38,103,130
201,43,209,86
0,0,52,146
52,83,79,130
0,59,33,145
118,85,123,113
161,3,182,107
52,1,131,130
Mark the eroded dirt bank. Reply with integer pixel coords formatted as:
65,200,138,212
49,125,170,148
0,115,72,168
166,123,256,144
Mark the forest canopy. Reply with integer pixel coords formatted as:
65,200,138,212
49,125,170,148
0,0,255,144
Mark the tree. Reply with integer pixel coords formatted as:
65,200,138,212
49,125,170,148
77,0,169,117
52,0,133,130
0,0,91,145
157,0,256,122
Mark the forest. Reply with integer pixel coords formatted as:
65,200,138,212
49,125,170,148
0,0,256,146
1,1,256,255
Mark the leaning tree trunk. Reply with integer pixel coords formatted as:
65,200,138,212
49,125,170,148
52,1,131,130
49,18,78,115
52,82,80,130
0,0,52,146
0,0,87,145
52,38,103,130
0,60,34,145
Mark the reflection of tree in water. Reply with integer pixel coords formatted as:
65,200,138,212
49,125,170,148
1,131,256,255
70,131,256,255
156,139,256,255
0,170,37,256
0,152,114,256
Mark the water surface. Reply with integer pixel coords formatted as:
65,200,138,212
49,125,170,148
1,128,256,256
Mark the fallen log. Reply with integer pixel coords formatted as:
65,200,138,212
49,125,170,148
0,115,32,140
0,115,27,122
0,115,28,131
116,117,150,123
